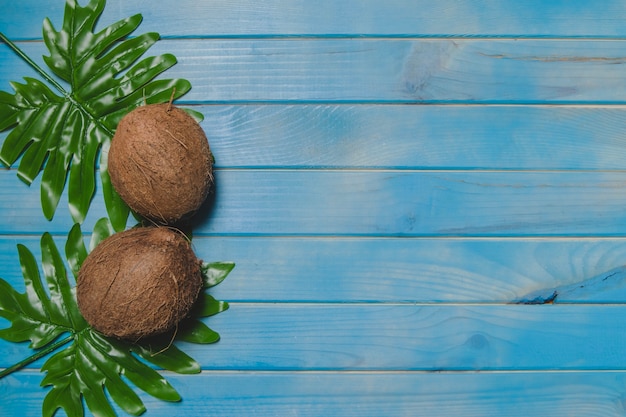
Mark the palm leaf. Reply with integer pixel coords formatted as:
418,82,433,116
0,232,85,348
0,0,196,231
0,221,234,417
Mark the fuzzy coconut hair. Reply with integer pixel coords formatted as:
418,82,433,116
76,226,204,340
108,103,214,225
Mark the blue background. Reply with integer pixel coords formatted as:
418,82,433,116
4,1,626,415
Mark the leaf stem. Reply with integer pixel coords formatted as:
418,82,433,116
0,335,74,379
0,31,118,142
0,32,70,97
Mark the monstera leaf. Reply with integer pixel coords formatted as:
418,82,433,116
0,0,195,230
0,220,232,417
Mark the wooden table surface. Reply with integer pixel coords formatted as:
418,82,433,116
4,1,626,416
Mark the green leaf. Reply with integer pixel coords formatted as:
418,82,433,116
133,342,201,374
0,220,234,416
40,323,185,417
41,233,85,331
89,217,116,251
192,293,230,318
98,333,182,403
182,107,205,123
0,236,75,349
0,0,195,226
65,223,88,278
177,319,221,344
105,378,146,417
100,141,130,232
201,261,236,288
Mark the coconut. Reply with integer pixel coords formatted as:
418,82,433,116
108,103,214,224
76,226,203,340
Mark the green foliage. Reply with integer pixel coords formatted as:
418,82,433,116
0,2,235,416
0,0,195,230
0,221,233,417
0,232,87,349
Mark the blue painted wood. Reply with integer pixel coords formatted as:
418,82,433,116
518,265,626,304
6,39,626,103
4,0,626,416
5,304,626,372
6,0,626,39
4,371,626,417
197,105,626,170
4,236,626,303
6,104,626,170
4,169,626,237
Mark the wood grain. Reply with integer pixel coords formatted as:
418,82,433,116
3,169,626,236
197,105,626,170
4,304,626,372
6,39,626,103
6,0,626,39
6,104,626,170
3,370,626,417
4,1,626,416
3,236,626,303
195,170,626,237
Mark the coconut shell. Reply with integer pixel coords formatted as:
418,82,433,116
108,103,213,224
76,226,203,340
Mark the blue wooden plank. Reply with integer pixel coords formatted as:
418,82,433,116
192,170,626,236
0,172,106,234
129,304,626,371
4,370,626,417
0,2,64,41
518,265,626,304
5,104,626,171
166,38,626,103
4,1,626,415
196,104,626,170
4,304,626,371
6,0,626,39
3,236,626,303
6,39,626,103
4,169,626,236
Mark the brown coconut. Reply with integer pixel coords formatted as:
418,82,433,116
108,103,214,224
76,226,203,340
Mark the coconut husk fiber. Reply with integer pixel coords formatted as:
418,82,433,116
76,226,203,340
108,103,214,224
